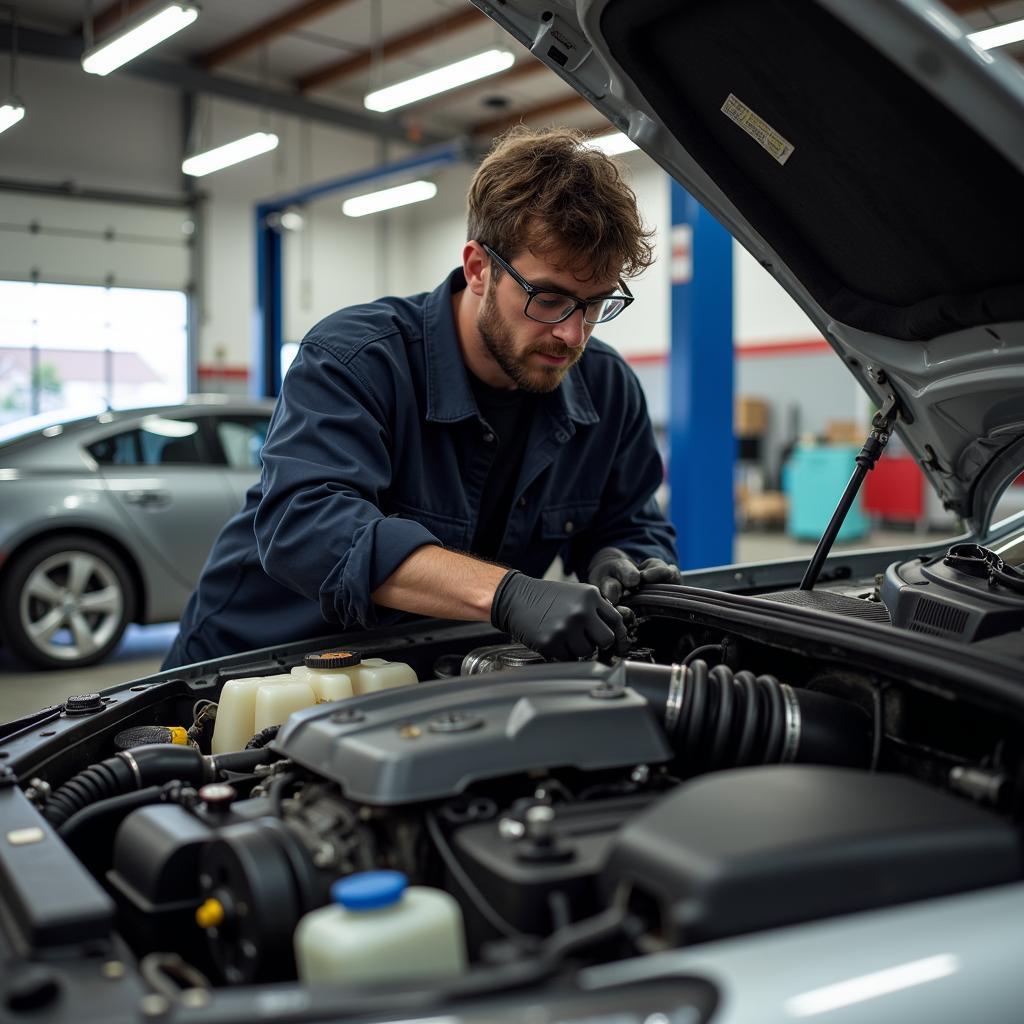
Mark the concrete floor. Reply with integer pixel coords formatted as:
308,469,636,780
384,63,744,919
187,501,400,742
0,527,932,723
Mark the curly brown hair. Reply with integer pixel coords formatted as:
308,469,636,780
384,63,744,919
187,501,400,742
467,126,655,283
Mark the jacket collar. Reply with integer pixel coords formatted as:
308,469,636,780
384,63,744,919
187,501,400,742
423,268,601,428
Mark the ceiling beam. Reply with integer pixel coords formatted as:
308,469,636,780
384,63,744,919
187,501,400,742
472,95,594,137
84,0,152,40
2,25,451,145
198,0,360,70
298,6,486,92
939,1,991,12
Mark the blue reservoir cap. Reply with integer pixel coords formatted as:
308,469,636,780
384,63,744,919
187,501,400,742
332,870,407,910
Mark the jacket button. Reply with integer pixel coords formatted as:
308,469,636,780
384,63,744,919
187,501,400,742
483,432,495,444
517,497,526,508
564,520,574,533
555,431,568,443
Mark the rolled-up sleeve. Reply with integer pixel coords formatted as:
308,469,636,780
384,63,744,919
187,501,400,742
254,338,440,629
565,369,677,577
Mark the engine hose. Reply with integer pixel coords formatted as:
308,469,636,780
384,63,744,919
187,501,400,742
623,660,870,771
41,744,275,829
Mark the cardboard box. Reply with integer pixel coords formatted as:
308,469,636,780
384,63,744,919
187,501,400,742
824,419,866,445
736,397,770,437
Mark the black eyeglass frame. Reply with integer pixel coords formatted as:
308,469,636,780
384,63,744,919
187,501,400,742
481,244,634,325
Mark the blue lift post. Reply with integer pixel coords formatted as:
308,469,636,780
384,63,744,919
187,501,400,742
253,142,466,397
668,180,735,569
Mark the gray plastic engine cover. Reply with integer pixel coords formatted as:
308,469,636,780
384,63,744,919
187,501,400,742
272,662,673,805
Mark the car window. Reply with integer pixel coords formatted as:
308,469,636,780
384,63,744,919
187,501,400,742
87,417,207,466
214,416,270,470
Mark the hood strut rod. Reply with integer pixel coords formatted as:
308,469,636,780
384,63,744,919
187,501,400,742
799,394,899,591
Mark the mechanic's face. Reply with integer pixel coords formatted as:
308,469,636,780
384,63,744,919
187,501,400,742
477,248,618,393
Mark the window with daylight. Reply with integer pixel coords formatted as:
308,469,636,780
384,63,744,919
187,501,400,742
0,281,188,430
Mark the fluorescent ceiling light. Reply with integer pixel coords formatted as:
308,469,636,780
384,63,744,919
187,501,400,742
342,181,438,217
82,2,199,76
181,132,279,177
585,131,639,157
968,17,1024,49
0,102,25,135
364,49,515,112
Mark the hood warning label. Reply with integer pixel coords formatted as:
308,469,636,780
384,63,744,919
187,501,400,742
721,94,794,165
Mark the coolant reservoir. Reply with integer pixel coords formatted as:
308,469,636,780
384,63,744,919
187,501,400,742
211,675,286,754
294,871,466,986
346,657,417,695
294,651,416,697
291,651,357,702
254,680,316,734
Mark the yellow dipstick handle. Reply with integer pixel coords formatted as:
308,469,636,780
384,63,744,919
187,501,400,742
195,898,225,929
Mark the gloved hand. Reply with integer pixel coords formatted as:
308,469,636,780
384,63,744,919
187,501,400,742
587,547,683,604
490,570,627,661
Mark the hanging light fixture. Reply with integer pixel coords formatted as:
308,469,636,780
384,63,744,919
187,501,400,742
181,132,279,176
1,6,25,136
81,1,200,77
364,50,515,112
342,181,438,217
584,131,639,157
968,17,1024,49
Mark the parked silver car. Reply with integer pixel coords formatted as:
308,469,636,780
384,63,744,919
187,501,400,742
0,396,275,669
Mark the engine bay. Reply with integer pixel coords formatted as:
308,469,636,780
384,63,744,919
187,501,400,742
2,578,1024,1021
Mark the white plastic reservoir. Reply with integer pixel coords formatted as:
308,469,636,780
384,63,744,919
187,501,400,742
211,652,417,754
294,870,466,986
293,651,417,697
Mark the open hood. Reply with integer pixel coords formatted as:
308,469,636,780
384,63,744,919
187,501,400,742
472,0,1024,534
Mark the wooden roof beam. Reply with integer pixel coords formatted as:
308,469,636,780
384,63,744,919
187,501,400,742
298,6,486,92
198,0,360,70
82,0,152,40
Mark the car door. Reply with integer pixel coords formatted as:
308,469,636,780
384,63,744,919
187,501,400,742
203,412,271,509
87,413,238,590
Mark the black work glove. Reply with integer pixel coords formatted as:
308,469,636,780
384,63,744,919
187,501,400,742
490,570,627,661
587,547,683,604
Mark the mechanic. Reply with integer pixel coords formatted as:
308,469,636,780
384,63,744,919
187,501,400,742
162,127,681,670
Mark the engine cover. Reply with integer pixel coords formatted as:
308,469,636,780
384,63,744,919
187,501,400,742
273,664,672,805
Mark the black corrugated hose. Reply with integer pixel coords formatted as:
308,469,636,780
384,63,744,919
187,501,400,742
41,745,273,828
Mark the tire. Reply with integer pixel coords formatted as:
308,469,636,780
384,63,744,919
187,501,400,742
0,535,136,670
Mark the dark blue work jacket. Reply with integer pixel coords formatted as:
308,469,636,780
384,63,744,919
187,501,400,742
163,269,675,668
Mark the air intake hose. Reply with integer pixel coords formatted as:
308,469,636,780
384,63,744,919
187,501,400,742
41,745,273,828
623,660,869,771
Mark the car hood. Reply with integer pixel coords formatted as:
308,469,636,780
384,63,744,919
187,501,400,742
472,0,1024,534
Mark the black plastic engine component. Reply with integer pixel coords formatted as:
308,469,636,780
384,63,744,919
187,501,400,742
602,764,1023,944
450,794,655,939
883,556,1024,641
106,803,218,967
0,784,114,948
274,664,672,805
41,745,273,829
197,817,331,984
623,661,870,770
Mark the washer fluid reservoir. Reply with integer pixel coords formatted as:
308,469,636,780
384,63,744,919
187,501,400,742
294,870,466,985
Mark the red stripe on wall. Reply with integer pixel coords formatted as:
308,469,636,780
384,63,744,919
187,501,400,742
199,339,829,380
735,338,830,357
197,365,250,380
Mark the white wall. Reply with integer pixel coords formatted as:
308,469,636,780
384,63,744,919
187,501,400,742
1,52,850,434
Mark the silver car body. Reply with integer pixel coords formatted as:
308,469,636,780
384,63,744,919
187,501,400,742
0,395,274,628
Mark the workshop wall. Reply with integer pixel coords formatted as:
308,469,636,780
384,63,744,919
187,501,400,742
1,55,850,433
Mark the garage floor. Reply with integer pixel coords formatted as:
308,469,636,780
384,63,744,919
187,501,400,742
0,528,941,722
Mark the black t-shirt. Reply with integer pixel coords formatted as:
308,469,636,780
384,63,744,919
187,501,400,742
469,375,536,559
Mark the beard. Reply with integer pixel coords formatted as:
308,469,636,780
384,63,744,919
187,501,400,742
476,283,582,393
